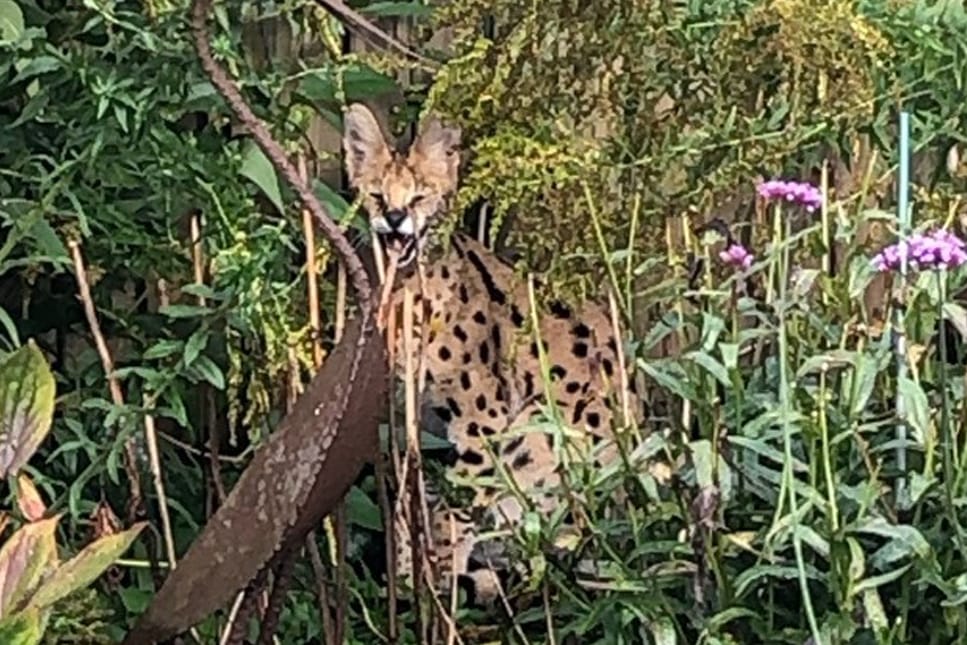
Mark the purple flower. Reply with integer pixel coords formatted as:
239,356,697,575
871,228,967,273
719,243,754,270
756,179,823,212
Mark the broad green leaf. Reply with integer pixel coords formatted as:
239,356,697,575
143,340,184,360
26,522,146,610
0,516,59,618
0,606,44,645
862,588,889,632
852,518,931,568
0,342,56,478
239,141,285,215
848,352,881,420
345,486,382,532
897,376,930,446
183,329,209,367
686,351,730,388
649,616,676,645
191,355,225,390
0,0,23,44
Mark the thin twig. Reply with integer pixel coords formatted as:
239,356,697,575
191,212,226,507
68,240,144,519
310,0,440,71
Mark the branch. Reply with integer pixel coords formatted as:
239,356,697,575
310,0,441,71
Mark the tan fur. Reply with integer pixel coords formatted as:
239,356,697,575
342,103,641,604
342,104,460,240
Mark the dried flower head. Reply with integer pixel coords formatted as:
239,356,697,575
719,243,754,270
872,228,967,273
756,179,823,212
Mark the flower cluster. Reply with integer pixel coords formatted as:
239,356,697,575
719,243,754,270
872,228,967,273
756,179,823,212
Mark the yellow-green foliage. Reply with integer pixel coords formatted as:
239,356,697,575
413,0,902,301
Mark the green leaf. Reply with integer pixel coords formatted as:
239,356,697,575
852,518,932,568
0,607,44,645
183,329,209,367
143,340,184,360
191,355,225,390
157,304,211,319
0,516,60,618
686,350,730,388
26,523,146,610
358,1,434,18
239,141,285,215
0,342,56,478
649,615,676,645
0,0,24,44
897,376,930,446
345,486,382,532
11,57,61,84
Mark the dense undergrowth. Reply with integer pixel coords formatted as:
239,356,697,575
2,0,967,643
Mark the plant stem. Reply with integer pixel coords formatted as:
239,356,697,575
775,209,823,643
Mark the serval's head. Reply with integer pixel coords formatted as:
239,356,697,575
342,103,461,266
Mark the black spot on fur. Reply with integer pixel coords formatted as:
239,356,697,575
587,412,601,428
433,406,453,423
503,436,525,455
462,352,472,364
491,325,502,350
602,358,614,376
459,284,469,303
565,381,581,394
479,342,490,363
461,449,485,465
488,409,498,418
439,346,452,361
441,266,450,279
475,394,487,411
454,325,469,342
549,301,571,318
511,451,532,469
467,422,481,436
571,400,588,424
460,372,472,390
511,306,525,327
573,323,591,338
495,385,505,401
481,425,497,436
447,397,463,417
606,338,618,353
524,373,535,397
550,365,567,380
473,310,487,325
466,250,508,305
572,342,589,358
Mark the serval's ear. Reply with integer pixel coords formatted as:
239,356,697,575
342,103,393,188
410,114,462,193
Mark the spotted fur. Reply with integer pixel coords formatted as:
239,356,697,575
341,103,641,602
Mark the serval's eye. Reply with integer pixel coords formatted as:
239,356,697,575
409,194,426,206
369,192,387,209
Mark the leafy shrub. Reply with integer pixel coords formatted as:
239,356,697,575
0,343,144,645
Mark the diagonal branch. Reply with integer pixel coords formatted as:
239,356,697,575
310,0,441,70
